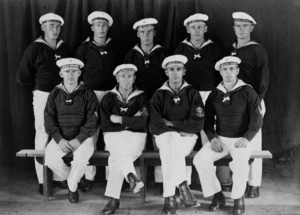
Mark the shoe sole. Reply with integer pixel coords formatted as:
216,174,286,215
180,198,201,207
133,181,144,193
233,209,245,215
209,203,225,211
161,210,176,215
246,193,259,198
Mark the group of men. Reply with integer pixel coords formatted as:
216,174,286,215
17,9,269,215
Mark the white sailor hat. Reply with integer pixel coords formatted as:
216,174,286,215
56,58,84,70
133,18,158,30
87,11,113,26
232,12,256,25
113,64,138,76
184,13,209,27
162,55,188,69
215,56,241,71
39,13,64,26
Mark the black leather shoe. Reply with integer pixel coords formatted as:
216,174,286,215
221,183,233,192
127,173,144,193
78,178,94,192
161,195,177,214
209,191,225,211
178,181,200,207
233,196,245,215
161,197,170,214
68,190,79,203
100,198,120,214
53,180,68,189
246,186,259,198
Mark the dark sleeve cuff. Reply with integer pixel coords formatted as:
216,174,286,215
243,132,256,142
76,134,88,144
53,133,63,144
205,130,217,142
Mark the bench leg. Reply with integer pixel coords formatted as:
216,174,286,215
43,157,53,202
140,157,146,203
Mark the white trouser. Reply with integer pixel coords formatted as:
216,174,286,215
104,131,146,199
193,136,254,199
155,132,197,197
45,137,95,192
33,90,62,183
154,164,192,185
153,91,211,185
154,132,193,185
216,100,265,187
84,90,107,181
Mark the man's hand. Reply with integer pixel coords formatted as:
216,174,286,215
163,118,174,127
211,138,224,153
235,138,249,148
68,139,81,151
58,139,71,153
110,115,122,124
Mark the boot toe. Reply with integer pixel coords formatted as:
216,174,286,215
68,190,79,203
100,198,120,214
209,192,225,211
209,202,225,211
246,186,259,198
78,178,94,192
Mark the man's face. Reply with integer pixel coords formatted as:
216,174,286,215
92,21,109,39
165,64,185,84
59,68,81,85
233,20,254,40
187,22,207,41
42,22,61,40
116,70,136,90
137,27,155,46
220,64,239,83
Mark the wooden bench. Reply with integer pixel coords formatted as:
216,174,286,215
16,150,141,202
140,150,273,202
16,149,272,203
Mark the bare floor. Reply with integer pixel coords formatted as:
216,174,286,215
0,148,299,215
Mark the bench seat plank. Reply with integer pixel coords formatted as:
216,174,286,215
16,149,272,203
16,149,44,157
141,150,272,159
16,150,273,159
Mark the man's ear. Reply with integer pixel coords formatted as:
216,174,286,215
164,69,169,77
115,75,120,84
186,26,190,34
250,25,254,33
137,31,140,38
183,68,186,76
91,25,95,32
204,25,208,33
132,75,136,84
41,24,45,32
59,71,63,78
